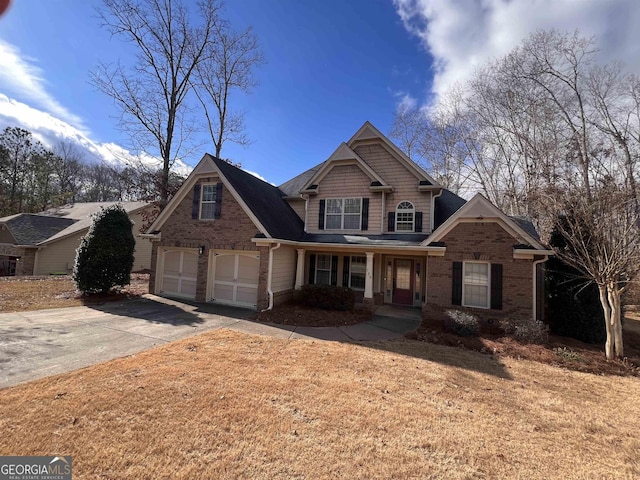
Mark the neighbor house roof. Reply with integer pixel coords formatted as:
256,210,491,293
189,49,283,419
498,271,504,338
210,156,304,241
0,214,75,246
40,201,149,244
0,202,149,247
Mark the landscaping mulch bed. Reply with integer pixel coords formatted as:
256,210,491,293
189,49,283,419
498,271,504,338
408,316,640,377
253,303,372,327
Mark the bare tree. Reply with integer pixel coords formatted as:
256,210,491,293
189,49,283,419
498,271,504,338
191,20,264,158
91,0,221,204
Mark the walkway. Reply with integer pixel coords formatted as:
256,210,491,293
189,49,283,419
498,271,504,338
0,294,421,389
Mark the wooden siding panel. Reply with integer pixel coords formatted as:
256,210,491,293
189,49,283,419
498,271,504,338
307,164,382,234
354,143,432,232
271,245,296,292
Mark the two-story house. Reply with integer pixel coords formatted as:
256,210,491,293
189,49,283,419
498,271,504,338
146,122,552,323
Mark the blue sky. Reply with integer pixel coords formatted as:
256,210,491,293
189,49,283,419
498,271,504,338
2,0,640,187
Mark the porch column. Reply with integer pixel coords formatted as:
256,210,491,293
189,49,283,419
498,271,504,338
295,248,305,290
364,251,374,299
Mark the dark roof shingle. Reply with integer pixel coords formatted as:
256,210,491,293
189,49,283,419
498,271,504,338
4,214,76,245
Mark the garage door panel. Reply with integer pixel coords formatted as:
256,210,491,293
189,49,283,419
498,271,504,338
182,252,198,278
238,256,259,284
214,283,234,302
162,277,179,293
236,286,258,304
164,251,181,276
159,249,198,299
215,255,236,282
210,252,259,307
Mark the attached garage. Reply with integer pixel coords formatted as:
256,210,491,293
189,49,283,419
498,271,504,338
208,251,260,308
158,248,199,299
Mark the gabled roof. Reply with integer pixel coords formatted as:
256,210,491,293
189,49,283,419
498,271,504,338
300,143,389,192
148,155,304,241
347,121,440,186
279,163,322,197
0,214,75,245
424,193,546,250
211,156,304,240
0,202,149,246
40,202,149,244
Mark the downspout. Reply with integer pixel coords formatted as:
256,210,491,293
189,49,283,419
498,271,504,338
381,191,385,234
263,242,282,312
532,256,548,322
431,188,443,233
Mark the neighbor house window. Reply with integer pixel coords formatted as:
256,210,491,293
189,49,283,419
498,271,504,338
349,256,366,290
325,198,362,230
395,201,415,232
315,254,332,285
200,184,217,219
463,262,490,308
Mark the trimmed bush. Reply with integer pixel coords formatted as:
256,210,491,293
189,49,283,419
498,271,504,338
73,204,135,294
445,310,480,337
297,285,355,311
500,317,549,344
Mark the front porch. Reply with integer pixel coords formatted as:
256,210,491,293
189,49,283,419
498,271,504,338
294,247,440,309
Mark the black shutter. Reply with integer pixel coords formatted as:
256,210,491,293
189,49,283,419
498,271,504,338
214,183,223,219
192,184,201,219
415,212,423,232
361,198,369,231
319,200,326,230
343,256,350,287
452,261,462,305
387,212,395,232
331,255,338,286
308,254,316,285
491,263,503,310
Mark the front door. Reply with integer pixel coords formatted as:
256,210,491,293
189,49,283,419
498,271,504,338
392,258,414,305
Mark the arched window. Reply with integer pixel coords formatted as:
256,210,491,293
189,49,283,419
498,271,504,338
395,201,415,232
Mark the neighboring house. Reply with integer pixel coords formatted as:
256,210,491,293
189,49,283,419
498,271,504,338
146,122,553,323
0,202,153,276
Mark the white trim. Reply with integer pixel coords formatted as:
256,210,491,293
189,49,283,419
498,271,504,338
462,261,490,309
424,193,547,250
395,201,415,232
253,237,447,255
199,183,218,220
514,248,555,259
431,189,443,234
324,197,363,231
314,253,333,285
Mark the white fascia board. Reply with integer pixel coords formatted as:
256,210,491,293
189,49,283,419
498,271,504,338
251,237,446,255
513,249,555,259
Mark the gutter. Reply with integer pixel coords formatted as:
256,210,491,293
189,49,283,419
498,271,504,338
262,242,282,312
430,188,443,233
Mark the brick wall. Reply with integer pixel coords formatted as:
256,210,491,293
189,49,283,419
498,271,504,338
425,222,534,324
150,176,265,303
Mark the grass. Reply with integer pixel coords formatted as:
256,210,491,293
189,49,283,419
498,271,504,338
0,274,149,312
1,329,639,479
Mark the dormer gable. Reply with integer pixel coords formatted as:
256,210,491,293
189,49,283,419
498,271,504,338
300,143,391,194
348,121,441,189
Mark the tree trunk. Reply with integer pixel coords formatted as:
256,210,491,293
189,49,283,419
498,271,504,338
598,283,624,360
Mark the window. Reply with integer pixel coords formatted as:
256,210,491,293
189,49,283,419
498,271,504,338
463,262,490,308
315,254,332,285
395,201,415,232
200,184,217,219
349,256,366,290
325,198,362,230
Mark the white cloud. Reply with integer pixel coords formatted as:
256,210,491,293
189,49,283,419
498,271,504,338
0,94,191,176
394,0,640,105
0,39,87,131
242,169,274,185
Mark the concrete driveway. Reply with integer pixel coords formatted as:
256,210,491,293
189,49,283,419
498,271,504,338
0,295,420,390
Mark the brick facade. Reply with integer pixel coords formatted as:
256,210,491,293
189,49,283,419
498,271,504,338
150,176,265,303
424,222,534,325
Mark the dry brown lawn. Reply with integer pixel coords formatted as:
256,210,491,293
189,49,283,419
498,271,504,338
0,274,149,312
1,329,639,479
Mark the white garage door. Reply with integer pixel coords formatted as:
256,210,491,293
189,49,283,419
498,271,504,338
160,249,198,299
210,252,259,308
